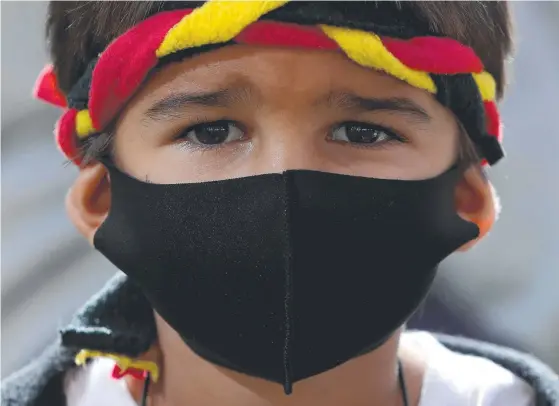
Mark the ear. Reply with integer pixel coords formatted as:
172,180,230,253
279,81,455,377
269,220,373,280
66,163,111,245
455,165,495,252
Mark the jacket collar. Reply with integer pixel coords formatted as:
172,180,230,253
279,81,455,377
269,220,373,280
60,273,156,357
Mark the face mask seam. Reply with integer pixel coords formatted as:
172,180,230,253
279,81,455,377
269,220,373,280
281,173,295,395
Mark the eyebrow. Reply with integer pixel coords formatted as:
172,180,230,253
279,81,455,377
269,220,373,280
321,91,431,123
143,87,255,122
143,87,431,124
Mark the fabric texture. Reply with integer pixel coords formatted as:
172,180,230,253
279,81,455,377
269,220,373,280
59,275,157,358
405,332,536,406
2,273,558,406
0,343,76,406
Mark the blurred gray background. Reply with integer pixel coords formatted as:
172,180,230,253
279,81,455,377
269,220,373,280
2,1,558,377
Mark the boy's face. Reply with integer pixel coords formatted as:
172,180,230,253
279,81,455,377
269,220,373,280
68,45,494,246
67,46,496,376
113,45,459,183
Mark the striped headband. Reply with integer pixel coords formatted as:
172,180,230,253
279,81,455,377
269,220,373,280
34,0,504,166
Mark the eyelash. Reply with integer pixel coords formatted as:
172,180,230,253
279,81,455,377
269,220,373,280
173,118,243,152
173,119,408,152
329,121,407,149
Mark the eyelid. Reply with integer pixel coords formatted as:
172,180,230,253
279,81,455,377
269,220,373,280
332,121,408,143
173,118,245,141
169,115,213,140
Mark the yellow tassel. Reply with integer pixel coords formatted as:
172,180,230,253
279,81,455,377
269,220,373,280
320,25,436,94
75,349,160,382
473,71,496,101
157,0,289,58
75,110,96,138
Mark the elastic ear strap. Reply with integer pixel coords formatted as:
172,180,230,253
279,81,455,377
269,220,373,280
141,373,151,406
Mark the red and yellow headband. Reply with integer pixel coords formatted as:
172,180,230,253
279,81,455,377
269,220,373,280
35,0,503,166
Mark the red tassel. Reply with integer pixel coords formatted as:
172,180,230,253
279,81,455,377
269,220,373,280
55,109,81,165
34,65,67,108
111,364,147,381
484,101,502,142
382,36,484,74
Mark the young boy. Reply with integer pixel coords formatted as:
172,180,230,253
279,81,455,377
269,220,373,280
2,1,558,405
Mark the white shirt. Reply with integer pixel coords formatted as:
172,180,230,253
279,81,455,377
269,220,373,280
64,332,535,406
405,332,535,406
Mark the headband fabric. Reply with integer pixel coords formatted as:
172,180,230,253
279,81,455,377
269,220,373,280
34,0,503,166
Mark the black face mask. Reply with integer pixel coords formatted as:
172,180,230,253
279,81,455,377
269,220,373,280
94,163,478,394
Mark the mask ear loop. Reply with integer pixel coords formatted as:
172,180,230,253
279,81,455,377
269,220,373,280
141,372,151,406
97,153,114,167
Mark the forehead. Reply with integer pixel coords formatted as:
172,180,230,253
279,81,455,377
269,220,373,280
136,45,436,105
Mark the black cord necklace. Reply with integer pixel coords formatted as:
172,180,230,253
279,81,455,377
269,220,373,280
398,359,410,406
141,373,151,406
140,361,409,406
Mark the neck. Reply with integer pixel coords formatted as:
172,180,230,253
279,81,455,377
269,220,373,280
141,316,421,406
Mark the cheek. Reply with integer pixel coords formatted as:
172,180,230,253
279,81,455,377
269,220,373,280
418,126,459,171
111,129,152,179
348,127,458,181
401,117,460,179
387,95,461,179
112,127,255,184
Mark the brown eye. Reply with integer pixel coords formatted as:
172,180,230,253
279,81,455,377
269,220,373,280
181,121,245,145
331,122,401,145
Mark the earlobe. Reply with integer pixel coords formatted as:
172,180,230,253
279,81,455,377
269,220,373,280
66,163,111,245
454,166,495,252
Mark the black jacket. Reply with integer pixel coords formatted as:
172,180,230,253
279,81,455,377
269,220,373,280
2,274,558,406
